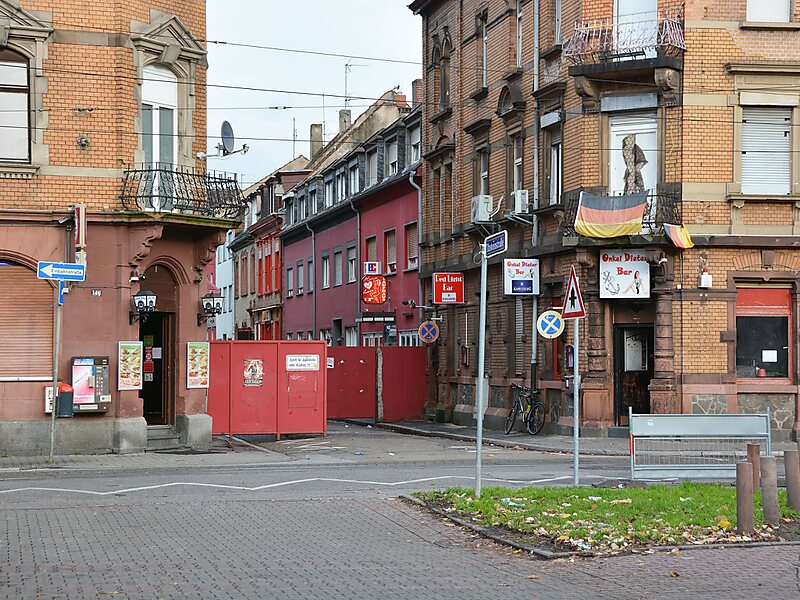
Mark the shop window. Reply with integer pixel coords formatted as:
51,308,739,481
736,288,792,379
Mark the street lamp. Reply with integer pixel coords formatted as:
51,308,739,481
129,289,157,324
197,290,223,326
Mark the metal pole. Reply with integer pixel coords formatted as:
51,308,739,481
475,244,488,498
573,300,580,486
48,292,62,461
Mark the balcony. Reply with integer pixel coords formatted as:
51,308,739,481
560,187,681,240
563,9,685,70
120,164,245,220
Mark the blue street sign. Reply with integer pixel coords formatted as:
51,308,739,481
537,310,565,339
37,261,86,282
484,230,507,259
418,320,440,344
58,281,65,306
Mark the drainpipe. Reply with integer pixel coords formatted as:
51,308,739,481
408,167,423,309
348,197,361,344
531,0,540,392
304,221,316,336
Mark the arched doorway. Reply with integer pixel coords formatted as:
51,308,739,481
140,264,177,425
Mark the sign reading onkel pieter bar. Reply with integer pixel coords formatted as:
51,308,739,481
599,251,650,299
433,272,464,304
504,258,539,295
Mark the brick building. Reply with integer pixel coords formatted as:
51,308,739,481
410,0,800,439
0,0,242,453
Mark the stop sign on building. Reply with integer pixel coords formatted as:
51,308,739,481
432,272,464,304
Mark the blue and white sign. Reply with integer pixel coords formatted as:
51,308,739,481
537,310,564,340
504,258,539,296
484,230,507,259
37,261,86,282
58,281,66,306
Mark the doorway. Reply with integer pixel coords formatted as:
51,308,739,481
614,324,654,425
140,312,175,425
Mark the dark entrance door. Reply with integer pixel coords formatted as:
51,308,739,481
140,312,175,425
614,324,654,426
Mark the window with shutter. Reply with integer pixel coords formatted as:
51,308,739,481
366,237,377,263
747,0,790,22
405,223,418,269
333,249,343,286
321,255,330,289
0,50,30,162
742,107,792,195
385,230,397,273
286,266,294,297
346,247,356,283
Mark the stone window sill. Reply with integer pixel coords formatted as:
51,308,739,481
0,163,38,179
429,106,453,125
727,193,800,203
469,87,489,102
740,21,800,30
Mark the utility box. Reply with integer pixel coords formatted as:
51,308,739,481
57,383,74,418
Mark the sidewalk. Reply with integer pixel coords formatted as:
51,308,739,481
358,419,800,457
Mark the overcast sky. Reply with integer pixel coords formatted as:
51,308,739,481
205,1,422,188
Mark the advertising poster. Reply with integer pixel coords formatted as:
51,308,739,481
118,342,143,391
72,358,95,404
362,275,388,304
243,359,263,386
599,251,650,299
503,258,540,295
187,342,210,389
286,354,321,371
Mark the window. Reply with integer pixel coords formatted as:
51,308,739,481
363,332,384,347
440,50,451,109
307,331,314,340
333,248,343,286
286,332,294,340
387,140,399,175
336,170,346,200
608,113,657,196
345,326,359,347
366,149,378,186
321,254,330,289
476,149,489,195
747,0,790,22
141,65,177,167
479,14,488,87
405,223,418,270
286,266,294,297
348,164,360,195
512,135,524,194
307,257,314,292
548,128,562,205
736,288,792,379
365,236,377,263
320,329,332,345
296,261,304,294
0,50,29,162
384,230,397,274
554,0,562,44
399,330,421,347
296,331,304,340
516,0,523,68
408,126,421,162
347,246,357,283
741,107,792,195
325,180,334,208
308,189,317,215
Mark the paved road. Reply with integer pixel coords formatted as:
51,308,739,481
1,423,798,599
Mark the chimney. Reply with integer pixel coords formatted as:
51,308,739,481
412,78,423,108
338,109,351,133
310,123,323,160
394,94,409,109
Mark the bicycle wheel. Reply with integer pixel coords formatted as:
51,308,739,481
504,401,520,434
525,401,546,435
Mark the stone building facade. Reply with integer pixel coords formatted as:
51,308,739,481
410,0,800,439
0,0,241,453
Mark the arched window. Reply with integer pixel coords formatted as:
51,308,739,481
141,65,178,167
440,41,453,109
0,49,29,162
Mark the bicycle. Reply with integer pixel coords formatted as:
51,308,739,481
504,383,546,435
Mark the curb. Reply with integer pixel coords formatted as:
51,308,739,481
400,494,800,560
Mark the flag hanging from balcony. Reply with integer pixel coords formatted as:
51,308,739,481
664,223,695,249
573,191,648,238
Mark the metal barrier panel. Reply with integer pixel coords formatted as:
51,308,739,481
208,342,231,435
327,347,377,420
379,347,427,422
630,412,771,480
229,342,279,435
277,342,327,435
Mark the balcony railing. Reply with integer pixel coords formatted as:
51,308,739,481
563,9,685,65
120,164,245,220
560,187,681,238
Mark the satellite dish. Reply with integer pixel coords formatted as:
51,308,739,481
220,121,235,155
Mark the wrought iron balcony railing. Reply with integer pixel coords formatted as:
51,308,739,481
120,164,245,220
563,9,685,65
560,187,681,238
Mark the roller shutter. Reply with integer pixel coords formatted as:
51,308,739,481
741,107,792,195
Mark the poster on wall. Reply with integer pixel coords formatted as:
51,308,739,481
503,258,540,295
243,359,263,386
118,341,143,391
187,342,210,389
599,251,650,299
286,354,321,371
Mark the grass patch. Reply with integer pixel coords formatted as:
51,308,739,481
418,483,800,554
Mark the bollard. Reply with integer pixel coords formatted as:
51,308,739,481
760,456,780,526
736,461,755,534
785,449,800,511
747,443,761,489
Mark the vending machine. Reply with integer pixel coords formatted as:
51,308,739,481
70,356,111,413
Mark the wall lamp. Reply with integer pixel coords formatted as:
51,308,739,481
130,289,157,324
198,291,224,326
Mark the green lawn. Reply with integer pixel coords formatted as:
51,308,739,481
418,483,800,553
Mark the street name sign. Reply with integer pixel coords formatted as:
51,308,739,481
562,265,585,319
37,261,86,282
485,230,507,259
432,272,464,304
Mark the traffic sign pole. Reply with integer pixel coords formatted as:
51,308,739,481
475,241,488,499
49,291,62,461
573,292,580,486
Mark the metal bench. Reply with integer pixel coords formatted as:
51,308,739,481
629,409,771,480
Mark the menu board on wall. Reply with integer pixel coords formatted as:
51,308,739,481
187,342,210,389
118,341,143,391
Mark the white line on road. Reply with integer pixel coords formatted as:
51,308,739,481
0,474,619,497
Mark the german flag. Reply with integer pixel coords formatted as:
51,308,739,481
574,191,648,238
664,223,695,249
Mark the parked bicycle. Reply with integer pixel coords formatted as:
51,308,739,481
504,383,545,435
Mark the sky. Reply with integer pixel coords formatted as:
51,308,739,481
205,1,423,189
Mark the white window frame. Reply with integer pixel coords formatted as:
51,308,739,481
549,129,562,205
384,230,397,274
516,0,523,68
399,330,421,347
387,140,399,176
325,180,334,208
286,266,294,297
741,106,793,196
405,223,418,270
366,149,378,186
513,135,524,193
345,326,359,347
296,261,304,294
333,249,343,286
362,332,384,347
321,255,330,289
481,14,488,87
336,170,346,200
348,164,360,194
346,246,357,283
746,0,791,23
554,0,562,44
141,65,178,167
0,51,30,163
479,149,489,195
409,126,421,163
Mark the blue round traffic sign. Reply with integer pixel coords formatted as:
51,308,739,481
537,310,564,339
418,320,440,344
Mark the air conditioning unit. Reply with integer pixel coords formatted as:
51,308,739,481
471,194,494,224
512,189,530,213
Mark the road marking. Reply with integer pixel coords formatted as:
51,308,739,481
0,474,623,497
